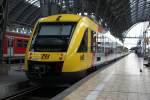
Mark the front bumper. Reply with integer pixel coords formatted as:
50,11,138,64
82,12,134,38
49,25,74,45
25,69,87,84
26,60,87,84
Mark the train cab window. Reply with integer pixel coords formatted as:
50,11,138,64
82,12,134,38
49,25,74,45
30,22,76,52
77,29,88,52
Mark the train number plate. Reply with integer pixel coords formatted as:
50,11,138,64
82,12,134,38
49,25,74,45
41,54,50,59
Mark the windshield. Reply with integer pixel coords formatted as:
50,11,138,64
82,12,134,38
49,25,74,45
30,22,76,52
38,23,74,36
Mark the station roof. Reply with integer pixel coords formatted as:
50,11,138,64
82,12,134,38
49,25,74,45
7,0,41,26
90,0,150,40
7,0,150,40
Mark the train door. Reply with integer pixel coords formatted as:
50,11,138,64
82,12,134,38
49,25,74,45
96,32,101,62
77,29,91,69
87,29,93,68
7,37,14,57
97,34,105,63
91,30,97,65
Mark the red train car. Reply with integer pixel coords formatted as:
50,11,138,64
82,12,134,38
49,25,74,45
3,32,30,62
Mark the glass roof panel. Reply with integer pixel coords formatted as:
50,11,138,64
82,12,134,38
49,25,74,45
25,0,40,7
124,22,149,49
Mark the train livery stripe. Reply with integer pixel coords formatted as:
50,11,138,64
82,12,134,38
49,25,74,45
5,35,29,39
3,54,24,57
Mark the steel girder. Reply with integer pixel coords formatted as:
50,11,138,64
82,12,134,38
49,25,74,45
0,0,7,63
7,0,40,26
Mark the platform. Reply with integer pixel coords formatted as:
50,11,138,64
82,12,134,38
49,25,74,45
0,63,28,99
58,53,150,100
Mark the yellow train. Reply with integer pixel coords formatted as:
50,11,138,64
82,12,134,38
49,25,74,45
25,14,128,82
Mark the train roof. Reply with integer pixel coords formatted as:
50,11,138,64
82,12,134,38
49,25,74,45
38,14,100,32
5,32,30,38
38,14,83,23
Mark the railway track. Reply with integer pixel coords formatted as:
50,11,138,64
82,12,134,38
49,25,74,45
3,86,41,100
3,84,69,100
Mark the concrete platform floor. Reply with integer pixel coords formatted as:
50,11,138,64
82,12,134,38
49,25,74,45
0,63,28,99
63,53,150,100
0,63,27,84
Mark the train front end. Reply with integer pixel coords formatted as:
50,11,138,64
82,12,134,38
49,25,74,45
25,14,85,82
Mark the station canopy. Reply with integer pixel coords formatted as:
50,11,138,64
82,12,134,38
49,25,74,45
7,0,150,40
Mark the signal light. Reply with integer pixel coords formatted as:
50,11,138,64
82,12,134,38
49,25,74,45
59,53,63,60
29,52,32,60
59,57,62,60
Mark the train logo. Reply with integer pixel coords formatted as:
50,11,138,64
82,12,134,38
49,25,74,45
41,54,50,59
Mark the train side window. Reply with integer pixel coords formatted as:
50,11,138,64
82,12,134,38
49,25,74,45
17,40,23,48
24,40,28,48
77,29,88,52
97,34,104,53
91,31,97,52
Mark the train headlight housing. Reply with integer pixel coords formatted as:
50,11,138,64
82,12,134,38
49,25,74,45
59,53,63,60
29,52,32,60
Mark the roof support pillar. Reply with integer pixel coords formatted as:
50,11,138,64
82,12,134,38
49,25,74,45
0,0,7,64
74,0,82,13
95,0,101,18
40,0,59,17
40,0,49,17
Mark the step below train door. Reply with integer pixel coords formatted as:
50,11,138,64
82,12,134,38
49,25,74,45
7,36,14,58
